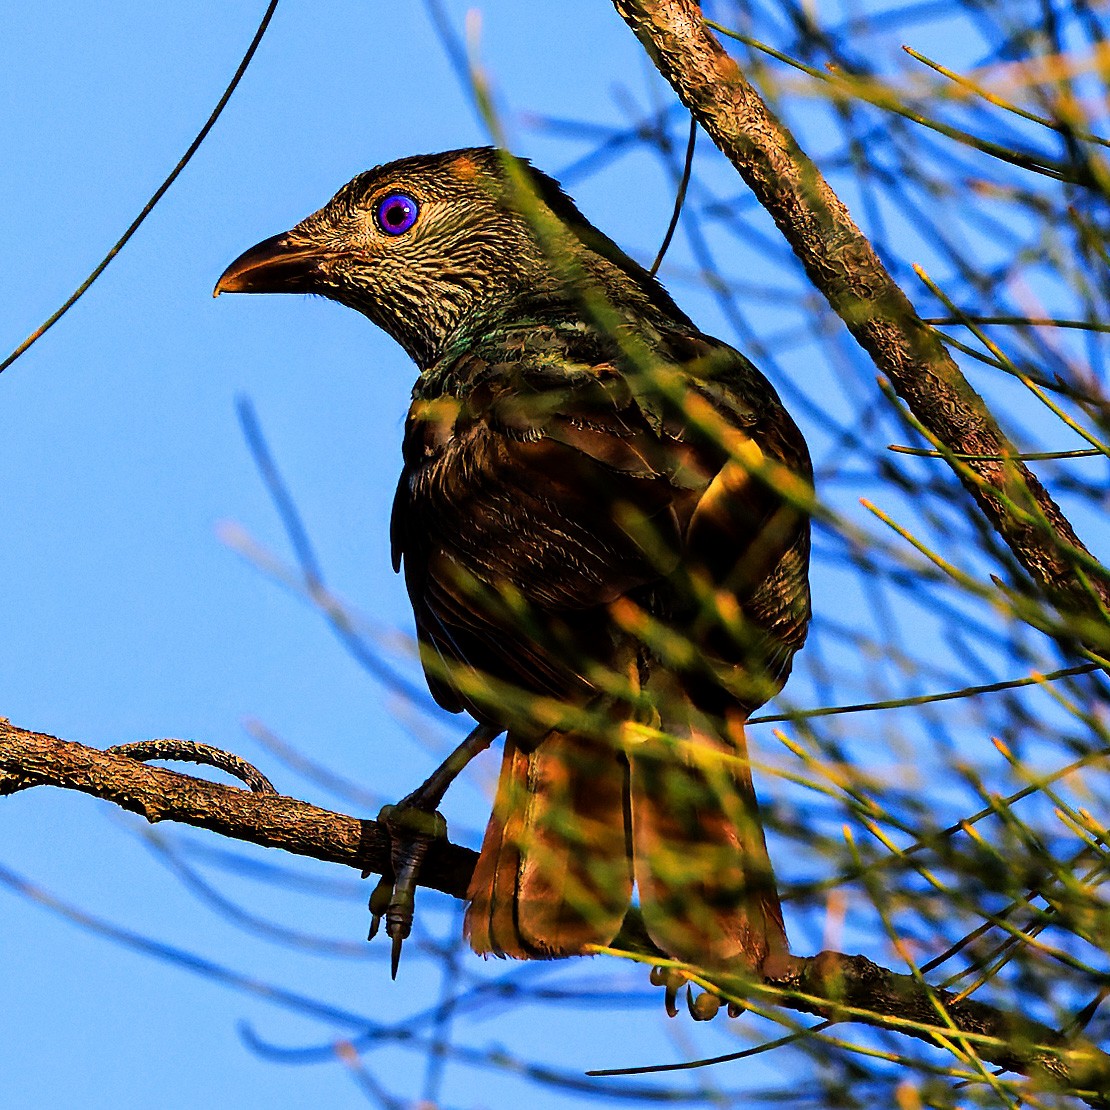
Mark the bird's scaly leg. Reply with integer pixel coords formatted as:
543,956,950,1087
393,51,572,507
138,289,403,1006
367,722,501,976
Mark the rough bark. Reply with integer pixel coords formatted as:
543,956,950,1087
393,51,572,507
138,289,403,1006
0,719,475,898
769,952,1109,1105
610,0,1110,629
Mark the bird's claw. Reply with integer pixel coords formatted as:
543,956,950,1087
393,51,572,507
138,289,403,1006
367,802,448,978
649,966,743,1021
377,803,449,840
649,965,687,1017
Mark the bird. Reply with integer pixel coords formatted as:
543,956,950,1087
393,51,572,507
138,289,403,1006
215,147,811,986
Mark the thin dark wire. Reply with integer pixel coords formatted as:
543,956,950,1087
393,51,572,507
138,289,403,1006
0,1,281,376
589,1019,835,1077
649,117,698,276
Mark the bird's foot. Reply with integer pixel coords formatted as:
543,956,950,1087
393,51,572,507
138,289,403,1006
364,724,499,977
649,966,744,1021
366,802,448,978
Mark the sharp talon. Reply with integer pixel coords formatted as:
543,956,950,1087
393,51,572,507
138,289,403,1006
727,1001,744,1019
367,875,392,942
685,984,697,1019
366,801,448,963
664,977,680,1018
651,967,692,1018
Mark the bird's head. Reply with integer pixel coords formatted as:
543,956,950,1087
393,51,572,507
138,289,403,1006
215,147,687,369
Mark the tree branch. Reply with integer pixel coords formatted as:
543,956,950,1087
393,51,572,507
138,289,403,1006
2,715,1107,1101
610,0,1110,628
768,951,1110,1107
0,718,475,899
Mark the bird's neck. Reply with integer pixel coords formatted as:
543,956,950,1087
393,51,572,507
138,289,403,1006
413,301,618,402
416,290,574,366
404,236,690,376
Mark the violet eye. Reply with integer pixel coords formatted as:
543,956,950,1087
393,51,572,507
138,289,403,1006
376,192,419,236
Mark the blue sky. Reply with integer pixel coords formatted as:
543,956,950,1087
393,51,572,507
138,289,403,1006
3,4,794,1106
3,2,1104,1107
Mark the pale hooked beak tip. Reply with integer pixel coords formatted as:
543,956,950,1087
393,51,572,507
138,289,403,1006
214,232,326,297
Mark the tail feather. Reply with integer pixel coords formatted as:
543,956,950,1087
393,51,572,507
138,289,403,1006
629,702,787,971
464,738,528,956
465,730,632,958
465,697,787,972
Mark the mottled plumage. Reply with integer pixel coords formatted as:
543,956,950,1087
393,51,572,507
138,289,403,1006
216,147,811,974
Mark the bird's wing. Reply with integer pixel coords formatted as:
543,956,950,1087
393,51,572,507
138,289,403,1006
392,350,692,718
616,337,807,970
595,330,814,714
391,335,810,720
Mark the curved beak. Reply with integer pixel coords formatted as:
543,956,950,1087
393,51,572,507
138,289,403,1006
213,233,330,297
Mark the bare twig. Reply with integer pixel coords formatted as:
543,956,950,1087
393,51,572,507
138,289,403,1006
108,738,278,794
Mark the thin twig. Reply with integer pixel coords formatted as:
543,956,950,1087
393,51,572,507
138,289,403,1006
749,662,1100,724
108,738,277,794
649,116,698,275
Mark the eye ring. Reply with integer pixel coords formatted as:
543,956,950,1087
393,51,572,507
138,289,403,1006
375,192,419,236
